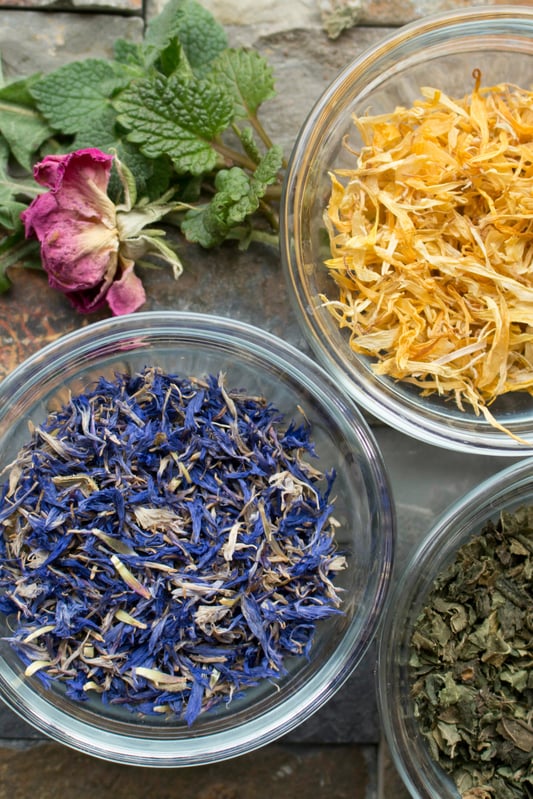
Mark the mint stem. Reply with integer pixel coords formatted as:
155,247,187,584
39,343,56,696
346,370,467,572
226,227,279,249
213,140,258,172
263,184,282,201
258,198,279,231
249,114,288,170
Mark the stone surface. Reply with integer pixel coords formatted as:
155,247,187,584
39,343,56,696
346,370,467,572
0,11,143,80
377,740,411,799
0,0,141,9
146,0,533,34
0,741,376,799
2,0,533,26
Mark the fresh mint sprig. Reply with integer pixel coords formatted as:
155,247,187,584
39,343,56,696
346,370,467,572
0,0,285,293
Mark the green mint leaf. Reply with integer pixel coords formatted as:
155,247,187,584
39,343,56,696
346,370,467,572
70,106,119,151
0,133,40,284
114,36,188,80
0,136,42,233
181,146,283,247
143,0,227,76
239,127,262,164
0,192,27,232
0,74,40,106
0,200,25,229
30,59,128,135
181,167,254,248
113,39,146,68
210,48,276,119
254,143,284,184
115,74,233,175
156,39,194,80
0,231,41,291
0,245,12,291
0,76,53,171
180,207,221,249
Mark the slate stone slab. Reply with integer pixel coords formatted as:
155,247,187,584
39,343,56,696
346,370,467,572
146,0,532,33
0,740,379,799
0,0,141,10
0,11,143,80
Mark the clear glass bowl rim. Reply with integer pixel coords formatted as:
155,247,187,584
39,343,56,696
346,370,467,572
377,456,533,798
0,310,395,766
280,4,533,456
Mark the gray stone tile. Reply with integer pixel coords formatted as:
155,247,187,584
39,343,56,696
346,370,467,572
0,0,141,10
283,645,379,744
377,739,411,799
146,0,533,34
0,741,378,798
0,11,143,80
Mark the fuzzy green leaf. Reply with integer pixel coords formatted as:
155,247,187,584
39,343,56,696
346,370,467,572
239,127,262,163
254,144,284,184
0,197,26,232
143,0,227,76
0,137,42,233
0,76,53,171
210,49,276,119
0,74,40,106
30,59,128,135
0,231,41,291
156,39,194,80
181,145,283,247
113,39,146,69
115,73,233,175
0,240,12,290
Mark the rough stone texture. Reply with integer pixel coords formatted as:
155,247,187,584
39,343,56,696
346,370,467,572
0,0,141,10
377,740,411,799
147,0,533,34
251,26,392,155
0,742,376,799
0,11,143,79
2,0,533,24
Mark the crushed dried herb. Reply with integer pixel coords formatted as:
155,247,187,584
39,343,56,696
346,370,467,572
0,367,346,725
323,70,533,438
409,507,533,798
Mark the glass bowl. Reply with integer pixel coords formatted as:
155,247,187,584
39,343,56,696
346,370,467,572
280,6,533,455
378,457,533,799
0,311,394,766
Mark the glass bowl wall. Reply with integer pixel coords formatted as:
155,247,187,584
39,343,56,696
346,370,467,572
0,311,394,766
280,6,533,455
378,457,533,798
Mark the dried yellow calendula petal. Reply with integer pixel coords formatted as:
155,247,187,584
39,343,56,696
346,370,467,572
323,69,533,438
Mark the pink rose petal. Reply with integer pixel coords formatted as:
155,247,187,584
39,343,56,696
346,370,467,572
22,148,148,316
106,259,146,316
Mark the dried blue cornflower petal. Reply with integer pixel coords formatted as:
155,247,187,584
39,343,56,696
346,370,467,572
0,368,346,726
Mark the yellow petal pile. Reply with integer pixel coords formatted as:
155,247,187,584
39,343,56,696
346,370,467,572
323,70,533,434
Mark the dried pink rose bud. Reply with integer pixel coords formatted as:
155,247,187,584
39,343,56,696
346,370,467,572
21,148,183,316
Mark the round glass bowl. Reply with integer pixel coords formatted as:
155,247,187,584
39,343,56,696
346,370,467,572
378,457,533,799
280,6,533,455
0,311,394,766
